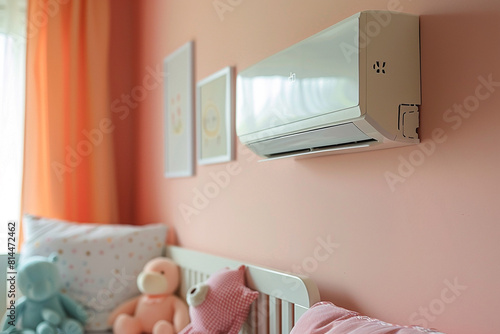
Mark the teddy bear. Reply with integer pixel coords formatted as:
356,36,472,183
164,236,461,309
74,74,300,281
179,265,259,334
1,253,87,334
108,257,190,334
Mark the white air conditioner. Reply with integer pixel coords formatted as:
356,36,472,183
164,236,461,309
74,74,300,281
236,10,421,160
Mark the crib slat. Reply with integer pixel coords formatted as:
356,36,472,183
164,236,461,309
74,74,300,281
294,304,308,325
257,294,269,334
281,301,294,334
189,268,195,285
196,271,204,284
247,299,258,334
191,269,197,285
179,267,189,298
239,321,250,334
269,296,281,333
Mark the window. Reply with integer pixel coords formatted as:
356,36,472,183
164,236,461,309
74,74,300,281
0,0,27,254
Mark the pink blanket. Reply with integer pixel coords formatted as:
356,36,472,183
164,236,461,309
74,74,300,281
291,302,445,334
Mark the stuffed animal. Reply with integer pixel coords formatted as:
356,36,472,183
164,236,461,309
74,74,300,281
179,265,259,334
1,253,87,334
108,257,190,334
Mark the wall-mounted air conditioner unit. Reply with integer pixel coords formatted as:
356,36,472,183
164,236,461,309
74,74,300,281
236,11,421,160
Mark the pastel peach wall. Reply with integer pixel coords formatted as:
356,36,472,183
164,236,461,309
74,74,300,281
132,1,500,333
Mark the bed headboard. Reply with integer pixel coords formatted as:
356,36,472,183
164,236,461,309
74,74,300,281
166,246,321,334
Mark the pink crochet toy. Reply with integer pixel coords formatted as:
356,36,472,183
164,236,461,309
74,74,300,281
108,257,190,334
180,265,259,334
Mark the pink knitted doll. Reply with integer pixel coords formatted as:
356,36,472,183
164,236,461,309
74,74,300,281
180,265,258,334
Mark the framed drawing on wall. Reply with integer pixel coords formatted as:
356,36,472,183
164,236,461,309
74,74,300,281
163,41,194,178
196,66,234,165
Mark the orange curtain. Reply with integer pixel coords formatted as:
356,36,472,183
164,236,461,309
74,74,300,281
23,0,119,223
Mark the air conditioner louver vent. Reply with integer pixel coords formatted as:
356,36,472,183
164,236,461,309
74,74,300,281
264,139,377,159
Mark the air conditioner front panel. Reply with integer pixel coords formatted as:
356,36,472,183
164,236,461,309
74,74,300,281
248,122,372,157
236,13,361,137
235,11,420,159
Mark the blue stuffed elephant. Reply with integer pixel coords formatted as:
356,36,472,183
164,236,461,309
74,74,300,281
2,253,87,334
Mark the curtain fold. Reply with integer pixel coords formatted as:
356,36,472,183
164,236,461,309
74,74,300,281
0,0,27,248
23,0,119,223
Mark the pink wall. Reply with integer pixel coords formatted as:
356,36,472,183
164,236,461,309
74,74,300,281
132,1,500,333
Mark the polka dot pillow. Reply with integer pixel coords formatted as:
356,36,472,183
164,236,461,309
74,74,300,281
19,215,168,331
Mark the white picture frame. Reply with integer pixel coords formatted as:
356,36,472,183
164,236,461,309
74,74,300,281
163,41,194,178
196,66,234,165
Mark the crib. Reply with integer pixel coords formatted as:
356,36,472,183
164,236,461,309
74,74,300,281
1,246,321,334
167,246,321,334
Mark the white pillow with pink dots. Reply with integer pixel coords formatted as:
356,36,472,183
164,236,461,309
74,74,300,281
19,215,168,331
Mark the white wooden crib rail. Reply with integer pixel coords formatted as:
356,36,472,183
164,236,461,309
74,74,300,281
1,248,320,333
166,246,321,334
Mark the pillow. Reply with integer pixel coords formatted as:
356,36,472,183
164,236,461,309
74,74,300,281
291,302,445,334
19,215,168,331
